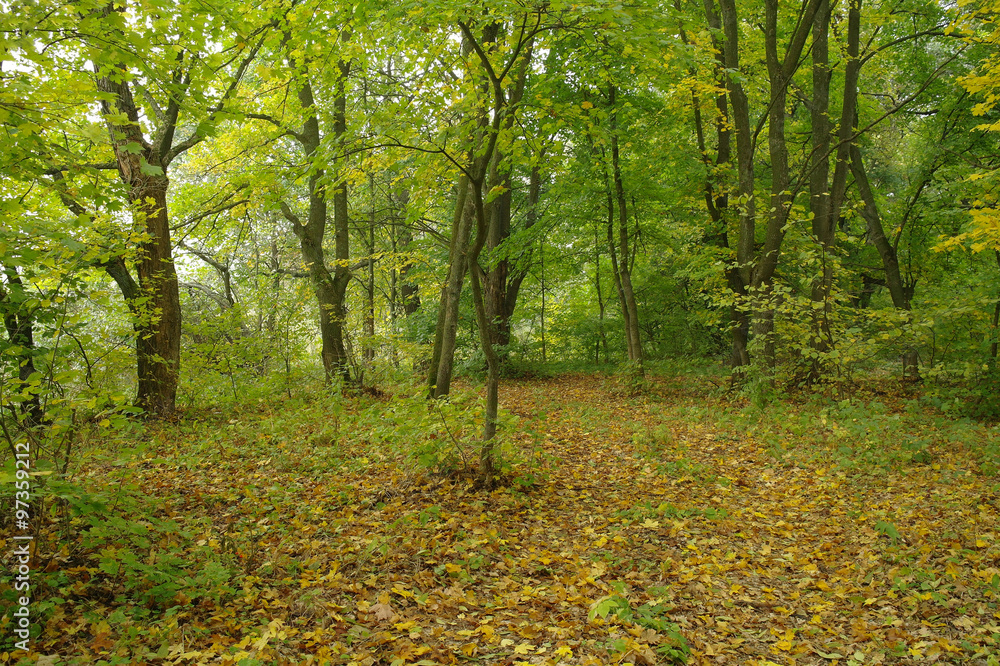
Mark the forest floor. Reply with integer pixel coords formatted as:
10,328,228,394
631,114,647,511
3,372,1000,665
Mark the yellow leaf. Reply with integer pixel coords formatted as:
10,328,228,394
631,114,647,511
581,101,593,110
514,642,532,654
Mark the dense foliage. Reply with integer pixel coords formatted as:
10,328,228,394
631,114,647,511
2,0,999,417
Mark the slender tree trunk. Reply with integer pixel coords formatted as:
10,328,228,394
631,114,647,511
484,175,513,353
449,17,536,481
698,1,750,372
497,163,543,354
364,185,376,366
992,251,1000,361
330,59,353,380
395,191,420,317
389,227,400,369
266,240,281,334
606,185,631,359
851,143,920,379
539,238,546,363
428,30,489,399
429,25,507,398
808,0,833,368
750,0,824,378
429,178,475,397
595,221,609,364
609,84,643,372
808,0,862,380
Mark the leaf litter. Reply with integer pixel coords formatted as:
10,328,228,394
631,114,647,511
4,374,1000,665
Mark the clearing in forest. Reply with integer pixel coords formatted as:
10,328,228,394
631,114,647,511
4,373,1000,665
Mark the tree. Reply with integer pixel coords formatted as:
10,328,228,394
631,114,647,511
275,44,354,384
9,0,269,415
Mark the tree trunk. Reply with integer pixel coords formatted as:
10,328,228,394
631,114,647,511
751,0,824,377
851,143,920,379
606,185,631,357
429,25,506,398
450,17,535,481
717,0,755,374
992,252,1000,362
86,1,261,413
0,267,44,426
282,57,352,383
95,68,181,416
266,240,281,334
429,177,475,397
539,239,546,363
482,40,534,361
609,84,643,372
364,186,376,366
594,220,609,364
808,0,862,380
808,0,833,368
484,176,513,352
397,219,421,316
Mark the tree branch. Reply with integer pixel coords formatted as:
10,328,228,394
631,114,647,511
171,193,249,232
163,35,266,166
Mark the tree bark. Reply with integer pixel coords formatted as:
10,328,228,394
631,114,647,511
851,143,920,378
717,0,754,372
992,251,1000,362
809,0,862,379
0,267,44,426
482,40,534,360
95,62,181,416
429,177,475,397
608,84,643,371
364,181,377,366
282,56,353,383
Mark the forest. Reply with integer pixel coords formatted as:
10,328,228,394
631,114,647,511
2,0,1000,663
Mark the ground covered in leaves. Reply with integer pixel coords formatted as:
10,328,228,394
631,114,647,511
3,372,1000,665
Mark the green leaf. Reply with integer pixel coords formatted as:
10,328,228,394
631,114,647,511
588,595,618,620
139,157,164,176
